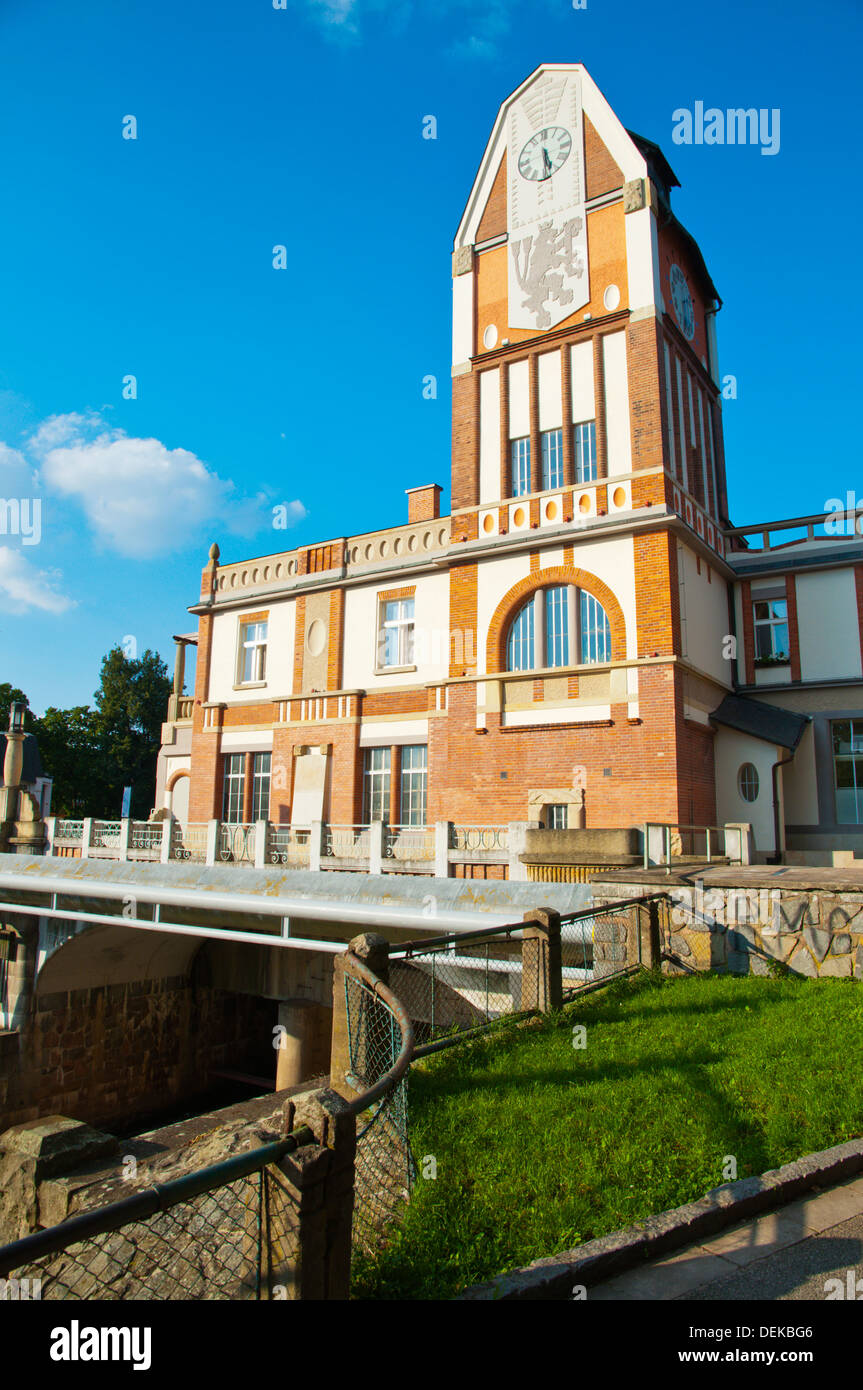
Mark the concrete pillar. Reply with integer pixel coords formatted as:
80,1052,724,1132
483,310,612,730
254,819,269,869
118,818,131,861
44,816,56,856
159,815,173,863
309,820,324,872
522,908,563,1012
508,822,530,881
434,821,451,878
205,819,219,865
275,999,322,1090
369,820,385,875
252,1087,355,1300
80,817,93,859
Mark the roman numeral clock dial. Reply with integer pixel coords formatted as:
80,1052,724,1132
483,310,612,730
517,126,572,181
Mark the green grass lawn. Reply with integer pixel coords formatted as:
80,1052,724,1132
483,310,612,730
352,971,863,1299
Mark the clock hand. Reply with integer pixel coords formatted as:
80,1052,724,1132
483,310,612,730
542,147,552,173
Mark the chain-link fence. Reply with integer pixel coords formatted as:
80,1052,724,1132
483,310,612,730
560,899,641,997
0,1131,315,1301
344,971,414,1254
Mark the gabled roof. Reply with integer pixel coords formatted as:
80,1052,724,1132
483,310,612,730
709,695,810,751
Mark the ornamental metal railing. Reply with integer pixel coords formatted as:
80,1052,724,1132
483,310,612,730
218,822,256,864
171,821,208,862
128,821,163,859
449,824,509,853
267,824,311,867
324,824,370,861
384,825,435,862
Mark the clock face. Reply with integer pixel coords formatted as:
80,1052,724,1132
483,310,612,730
669,263,695,341
517,126,572,182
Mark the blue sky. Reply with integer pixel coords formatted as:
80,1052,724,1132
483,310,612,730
1,0,860,713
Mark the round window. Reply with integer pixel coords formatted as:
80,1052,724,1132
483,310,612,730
738,763,759,802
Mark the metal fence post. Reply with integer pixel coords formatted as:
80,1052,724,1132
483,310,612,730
329,933,390,1101
521,909,562,1012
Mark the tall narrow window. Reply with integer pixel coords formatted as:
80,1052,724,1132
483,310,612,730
541,429,563,490
545,586,570,666
378,598,415,669
833,720,863,824
222,753,245,823
399,745,428,827
510,437,531,496
574,420,597,483
507,598,535,671
753,599,789,663
580,591,611,664
251,752,271,821
363,747,391,824
239,620,267,684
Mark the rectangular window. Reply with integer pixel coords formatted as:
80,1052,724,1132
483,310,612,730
507,599,535,671
251,752,271,822
753,599,789,663
222,753,245,823
399,745,428,827
363,747,391,824
545,587,570,667
574,421,597,484
510,437,531,496
378,598,415,669
546,804,568,829
541,429,563,490
239,620,267,684
833,720,863,824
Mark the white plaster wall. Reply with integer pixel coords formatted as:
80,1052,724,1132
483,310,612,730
479,367,501,504
603,331,632,475
714,727,779,855
677,544,732,685
452,272,473,366
780,720,818,826
538,349,563,431
208,598,296,704
341,571,451,689
508,359,530,437
570,341,594,423
625,205,658,313
796,569,862,681
477,551,532,676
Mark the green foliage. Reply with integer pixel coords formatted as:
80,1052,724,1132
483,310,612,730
6,648,171,818
0,683,37,734
353,972,863,1300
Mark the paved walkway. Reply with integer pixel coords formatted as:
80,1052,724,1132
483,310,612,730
588,1174,863,1301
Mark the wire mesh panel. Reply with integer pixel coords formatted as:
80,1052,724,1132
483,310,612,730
344,973,414,1253
390,935,527,1046
560,902,638,997
3,1175,268,1300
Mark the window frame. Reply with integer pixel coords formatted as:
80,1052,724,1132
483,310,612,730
737,762,759,803
510,437,531,497
399,745,428,828
574,420,598,484
237,618,268,686
377,596,416,672
362,746,391,824
505,584,612,673
540,428,563,491
221,753,245,824
251,752,271,822
832,719,863,825
752,598,789,665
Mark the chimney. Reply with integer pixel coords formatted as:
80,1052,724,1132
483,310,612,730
406,484,443,524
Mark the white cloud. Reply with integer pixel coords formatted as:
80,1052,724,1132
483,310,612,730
301,0,522,53
30,413,292,559
0,546,73,614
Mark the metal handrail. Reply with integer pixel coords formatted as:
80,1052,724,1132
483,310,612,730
339,954,414,1119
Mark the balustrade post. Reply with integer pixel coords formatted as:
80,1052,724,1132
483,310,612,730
205,819,219,866
160,815,173,863
116,818,130,862
80,817,93,860
44,816,56,857
310,821,323,873
368,820,384,875
254,819,269,869
435,821,451,878
507,822,529,881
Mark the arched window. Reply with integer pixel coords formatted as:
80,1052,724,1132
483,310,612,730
505,585,612,671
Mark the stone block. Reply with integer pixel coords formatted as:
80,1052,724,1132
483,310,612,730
669,933,691,958
750,955,771,977
818,955,852,978
831,933,852,956
803,926,831,964
788,945,818,978
0,1116,117,1179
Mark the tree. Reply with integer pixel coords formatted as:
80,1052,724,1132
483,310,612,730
92,647,172,819
35,705,102,816
0,683,37,734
